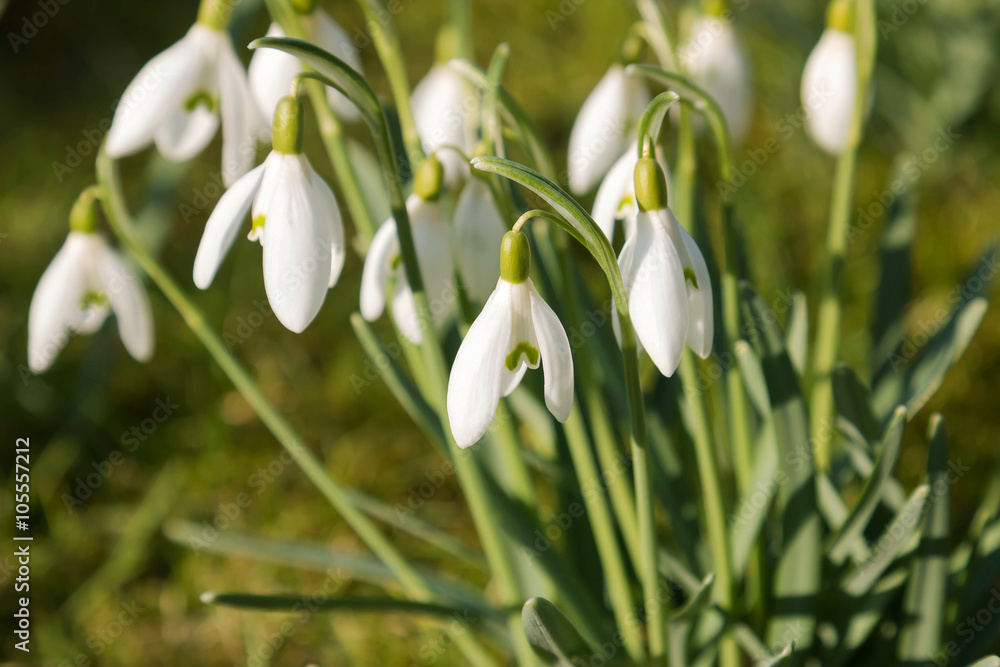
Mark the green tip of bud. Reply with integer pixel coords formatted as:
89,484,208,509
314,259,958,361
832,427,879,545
196,0,234,31
272,96,303,154
634,157,669,211
826,0,853,32
289,0,316,14
703,0,727,18
500,231,531,284
69,188,100,234
414,155,444,201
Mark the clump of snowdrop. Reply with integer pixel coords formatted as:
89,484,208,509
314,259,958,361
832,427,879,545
680,0,753,144
105,0,264,186
193,95,346,333
801,0,858,154
28,190,154,373
567,63,650,194
447,228,573,448
360,155,455,343
249,2,363,129
616,155,713,376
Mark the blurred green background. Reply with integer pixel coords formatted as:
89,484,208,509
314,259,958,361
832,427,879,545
1,0,998,664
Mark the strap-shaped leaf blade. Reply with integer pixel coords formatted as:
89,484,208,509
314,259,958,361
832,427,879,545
521,597,602,665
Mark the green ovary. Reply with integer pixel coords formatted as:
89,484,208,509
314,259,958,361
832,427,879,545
505,342,539,371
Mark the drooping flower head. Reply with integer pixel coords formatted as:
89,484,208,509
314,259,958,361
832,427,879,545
105,0,265,186
680,0,753,144
447,230,573,448
193,96,346,333
616,157,713,376
28,190,154,373
249,6,363,130
360,156,455,343
801,0,858,154
567,64,651,195
592,140,672,244
411,61,480,186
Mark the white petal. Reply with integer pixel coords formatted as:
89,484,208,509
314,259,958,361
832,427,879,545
359,217,399,322
501,361,528,397
154,103,220,161
248,23,302,135
567,65,648,194
801,28,857,154
193,162,266,289
305,164,346,287
528,281,574,421
454,179,506,302
27,233,96,372
391,277,424,344
411,63,478,185
682,17,753,144
411,198,455,330
679,227,714,358
218,35,264,186
309,9,364,122
622,211,688,376
593,142,673,242
260,155,332,332
95,241,155,363
447,281,512,448
106,26,214,158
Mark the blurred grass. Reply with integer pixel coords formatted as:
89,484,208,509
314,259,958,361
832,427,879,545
0,0,997,664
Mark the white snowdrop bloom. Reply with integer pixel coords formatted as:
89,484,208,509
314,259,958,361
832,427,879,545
681,12,753,144
454,178,508,303
28,194,154,373
105,4,264,186
592,141,671,243
616,158,712,376
801,2,857,154
411,62,480,186
249,11,363,131
567,64,650,195
447,231,573,448
359,156,454,343
193,97,345,333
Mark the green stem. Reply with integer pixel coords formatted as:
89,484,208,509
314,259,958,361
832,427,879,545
493,400,539,515
354,0,423,162
809,149,858,471
449,0,473,61
267,0,378,247
563,408,647,664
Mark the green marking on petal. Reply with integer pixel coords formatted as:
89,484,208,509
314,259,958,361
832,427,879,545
505,342,539,371
252,214,266,232
617,194,634,212
81,291,109,309
184,90,217,113
684,267,699,289
390,254,402,270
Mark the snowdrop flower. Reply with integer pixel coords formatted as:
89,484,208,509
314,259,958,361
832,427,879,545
617,158,712,376
447,230,573,448
249,8,363,130
592,141,671,243
105,0,263,186
801,0,857,154
28,191,154,373
454,177,508,303
567,64,650,194
680,3,753,144
411,62,480,186
193,96,345,333
360,157,455,343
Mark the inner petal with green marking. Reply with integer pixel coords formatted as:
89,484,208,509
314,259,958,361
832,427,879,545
505,341,539,371
80,290,109,309
184,89,217,113
684,267,699,290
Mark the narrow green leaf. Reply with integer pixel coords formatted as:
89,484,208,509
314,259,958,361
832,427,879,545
898,414,950,662
757,642,795,666
741,284,821,653
730,427,777,574
829,568,909,666
671,574,715,622
202,591,500,623
827,406,907,565
249,37,380,128
346,139,391,224
785,290,809,377
842,485,930,596
831,364,882,447
734,339,770,415
521,597,601,666
637,91,681,149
